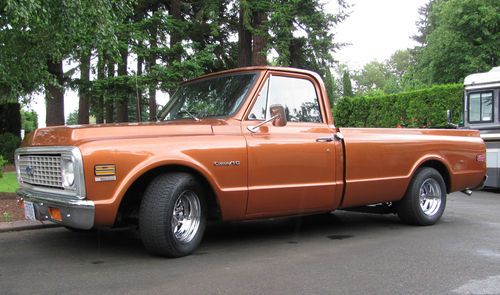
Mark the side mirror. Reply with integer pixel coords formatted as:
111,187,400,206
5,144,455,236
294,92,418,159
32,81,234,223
247,104,287,133
270,104,287,127
446,109,458,129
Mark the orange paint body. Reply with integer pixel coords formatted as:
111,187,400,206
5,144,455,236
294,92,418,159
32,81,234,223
20,67,486,227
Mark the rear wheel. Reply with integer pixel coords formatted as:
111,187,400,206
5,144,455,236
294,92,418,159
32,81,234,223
396,167,446,226
139,173,206,257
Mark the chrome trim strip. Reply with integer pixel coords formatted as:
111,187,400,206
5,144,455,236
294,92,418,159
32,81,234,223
480,133,500,140
15,146,86,200
247,114,279,133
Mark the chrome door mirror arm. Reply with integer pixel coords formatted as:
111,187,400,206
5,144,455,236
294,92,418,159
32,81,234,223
247,114,280,133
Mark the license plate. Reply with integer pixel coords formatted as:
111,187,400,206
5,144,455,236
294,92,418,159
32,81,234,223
24,201,36,221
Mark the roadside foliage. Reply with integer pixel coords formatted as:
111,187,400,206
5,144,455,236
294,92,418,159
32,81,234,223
334,84,463,128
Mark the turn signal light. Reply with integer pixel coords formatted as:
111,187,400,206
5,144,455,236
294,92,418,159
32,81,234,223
48,207,62,221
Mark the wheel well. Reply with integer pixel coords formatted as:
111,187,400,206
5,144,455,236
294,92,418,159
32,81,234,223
116,165,222,226
418,160,451,193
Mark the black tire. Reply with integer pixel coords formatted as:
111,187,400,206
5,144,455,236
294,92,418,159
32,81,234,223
139,173,207,257
396,167,447,226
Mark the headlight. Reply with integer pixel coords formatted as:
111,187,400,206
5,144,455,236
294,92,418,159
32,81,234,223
62,157,75,188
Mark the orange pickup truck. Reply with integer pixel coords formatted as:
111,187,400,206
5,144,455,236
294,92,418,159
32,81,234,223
15,66,486,257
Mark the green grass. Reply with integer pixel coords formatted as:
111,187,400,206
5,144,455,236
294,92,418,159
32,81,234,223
0,172,19,193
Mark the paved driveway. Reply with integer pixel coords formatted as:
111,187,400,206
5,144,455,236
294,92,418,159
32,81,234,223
1,191,500,295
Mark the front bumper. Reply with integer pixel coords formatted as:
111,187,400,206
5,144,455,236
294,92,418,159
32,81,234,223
17,188,95,230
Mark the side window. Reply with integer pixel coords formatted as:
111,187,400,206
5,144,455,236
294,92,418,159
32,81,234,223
248,75,322,123
469,91,493,123
248,79,269,120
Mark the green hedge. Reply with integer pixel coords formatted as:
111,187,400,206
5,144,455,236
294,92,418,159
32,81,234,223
0,103,21,136
0,155,5,178
333,84,463,128
0,133,21,163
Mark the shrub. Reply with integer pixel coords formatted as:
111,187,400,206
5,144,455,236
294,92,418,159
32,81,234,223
0,155,5,178
0,103,21,136
333,84,463,128
0,132,21,163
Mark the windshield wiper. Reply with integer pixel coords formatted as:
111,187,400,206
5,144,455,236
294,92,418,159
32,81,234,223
184,109,200,121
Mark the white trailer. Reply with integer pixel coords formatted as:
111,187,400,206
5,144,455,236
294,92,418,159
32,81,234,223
464,67,500,188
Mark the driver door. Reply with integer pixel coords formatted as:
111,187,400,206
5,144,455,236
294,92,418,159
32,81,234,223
243,72,338,217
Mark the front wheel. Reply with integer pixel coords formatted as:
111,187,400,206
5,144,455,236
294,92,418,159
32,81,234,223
139,173,207,257
396,167,446,226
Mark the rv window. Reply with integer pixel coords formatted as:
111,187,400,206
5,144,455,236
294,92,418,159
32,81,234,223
469,91,493,123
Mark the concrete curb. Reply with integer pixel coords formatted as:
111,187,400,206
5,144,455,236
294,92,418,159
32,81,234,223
0,220,61,233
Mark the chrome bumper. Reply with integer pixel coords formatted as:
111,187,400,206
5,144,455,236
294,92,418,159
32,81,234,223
17,188,95,230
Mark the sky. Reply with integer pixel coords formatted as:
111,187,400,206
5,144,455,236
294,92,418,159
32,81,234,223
332,0,428,69
30,0,428,128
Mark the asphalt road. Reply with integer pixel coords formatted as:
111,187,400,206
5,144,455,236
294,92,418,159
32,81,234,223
1,191,500,295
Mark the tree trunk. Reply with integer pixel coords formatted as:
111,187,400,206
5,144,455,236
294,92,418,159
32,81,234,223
78,50,91,124
148,18,158,121
116,47,128,123
251,11,267,66
136,52,143,122
237,5,252,67
170,0,182,64
105,58,115,123
45,59,65,126
95,51,105,124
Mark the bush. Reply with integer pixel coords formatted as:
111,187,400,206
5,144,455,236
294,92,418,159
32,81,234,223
0,132,21,163
333,84,463,128
0,103,21,136
0,155,6,178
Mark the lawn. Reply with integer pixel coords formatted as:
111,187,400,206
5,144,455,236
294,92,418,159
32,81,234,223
0,172,19,193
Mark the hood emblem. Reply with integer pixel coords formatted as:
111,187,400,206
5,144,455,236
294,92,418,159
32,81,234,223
25,166,35,177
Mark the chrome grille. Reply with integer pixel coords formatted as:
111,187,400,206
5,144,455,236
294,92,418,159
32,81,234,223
18,154,63,188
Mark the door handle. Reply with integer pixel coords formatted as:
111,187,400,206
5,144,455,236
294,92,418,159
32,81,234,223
316,136,334,142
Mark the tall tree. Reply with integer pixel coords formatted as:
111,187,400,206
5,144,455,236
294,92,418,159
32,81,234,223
147,7,159,121
45,60,65,126
237,2,253,67
342,71,353,97
116,46,129,122
95,51,106,124
324,68,338,106
353,61,389,93
105,58,115,123
1,0,134,126
78,49,91,124
412,0,438,46
413,0,499,84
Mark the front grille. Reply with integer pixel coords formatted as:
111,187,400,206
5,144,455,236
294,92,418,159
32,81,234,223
18,154,63,189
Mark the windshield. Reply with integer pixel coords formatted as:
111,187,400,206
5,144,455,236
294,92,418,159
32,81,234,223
160,73,258,121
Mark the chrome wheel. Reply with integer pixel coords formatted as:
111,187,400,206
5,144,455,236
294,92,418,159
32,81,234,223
419,178,442,216
172,190,201,244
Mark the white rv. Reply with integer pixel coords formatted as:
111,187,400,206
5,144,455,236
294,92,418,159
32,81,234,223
464,67,500,188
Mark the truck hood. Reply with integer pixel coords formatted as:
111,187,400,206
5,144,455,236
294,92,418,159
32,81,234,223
23,120,217,147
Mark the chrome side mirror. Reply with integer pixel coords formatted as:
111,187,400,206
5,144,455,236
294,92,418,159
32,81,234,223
270,104,287,127
447,109,458,128
247,104,287,133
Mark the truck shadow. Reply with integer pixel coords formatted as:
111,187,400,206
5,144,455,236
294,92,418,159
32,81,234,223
37,210,405,259
203,211,402,246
